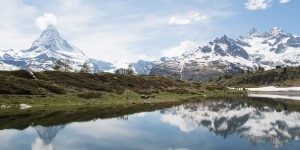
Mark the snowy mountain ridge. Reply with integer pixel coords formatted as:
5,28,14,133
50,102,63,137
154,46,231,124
91,57,176,74
0,24,169,74
237,27,300,68
1,26,299,77
150,27,300,81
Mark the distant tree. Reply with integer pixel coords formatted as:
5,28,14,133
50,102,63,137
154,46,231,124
53,59,73,72
80,62,91,73
62,59,73,72
246,68,252,74
240,70,245,74
126,65,134,75
253,65,258,72
256,65,265,73
218,75,222,81
53,60,63,71
223,74,233,79
283,67,287,74
208,77,213,82
114,69,120,75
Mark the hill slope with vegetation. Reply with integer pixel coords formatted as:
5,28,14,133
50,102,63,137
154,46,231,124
0,70,217,96
216,66,300,87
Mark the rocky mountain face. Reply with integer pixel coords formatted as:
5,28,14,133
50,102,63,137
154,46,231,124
130,57,175,75
90,59,114,72
91,57,174,75
131,60,158,75
151,35,254,81
32,125,64,150
0,25,101,72
237,27,300,68
35,125,64,145
87,59,159,74
151,27,300,82
161,101,300,148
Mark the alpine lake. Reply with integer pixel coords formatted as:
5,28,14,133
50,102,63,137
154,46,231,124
1,94,300,150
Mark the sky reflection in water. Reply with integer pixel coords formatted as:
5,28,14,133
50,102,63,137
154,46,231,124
1,101,300,150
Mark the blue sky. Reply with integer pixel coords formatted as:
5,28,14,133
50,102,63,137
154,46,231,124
0,0,298,62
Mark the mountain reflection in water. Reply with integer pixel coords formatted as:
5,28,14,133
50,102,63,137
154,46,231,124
1,100,300,150
161,102,300,148
32,125,64,150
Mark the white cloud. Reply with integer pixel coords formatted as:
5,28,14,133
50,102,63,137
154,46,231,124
279,0,290,3
162,40,198,57
35,13,58,30
169,12,209,25
244,0,273,10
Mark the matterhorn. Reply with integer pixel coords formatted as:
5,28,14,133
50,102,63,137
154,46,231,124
0,25,100,72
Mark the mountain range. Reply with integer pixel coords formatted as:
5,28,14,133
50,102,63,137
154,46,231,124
150,27,300,81
161,101,300,148
0,25,159,74
1,26,300,81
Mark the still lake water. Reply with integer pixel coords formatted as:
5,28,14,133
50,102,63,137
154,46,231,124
1,98,300,150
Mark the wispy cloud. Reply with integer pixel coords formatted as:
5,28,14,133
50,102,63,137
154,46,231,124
244,0,291,10
168,12,209,25
244,0,273,10
162,40,198,57
279,0,290,3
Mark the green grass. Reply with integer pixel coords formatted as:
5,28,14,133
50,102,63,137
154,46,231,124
0,70,208,95
0,70,226,109
0,91,206,130
0,90,199,108
2,91,300,130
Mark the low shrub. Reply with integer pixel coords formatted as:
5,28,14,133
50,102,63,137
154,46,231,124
40,84,66,94
165,88,191,94
0,70,35,79
77,92,104,99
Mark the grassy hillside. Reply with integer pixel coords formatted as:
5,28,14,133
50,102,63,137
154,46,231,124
0,70,237,106
0,70,219,96
216,66,300,87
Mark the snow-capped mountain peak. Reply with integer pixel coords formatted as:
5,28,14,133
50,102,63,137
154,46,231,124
0,24,98,72
37,25,60,41
247,28,258,35
237,27,300,68
268,27,292,40
29,25,79,53
151,34,255,81
270,27,284,36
